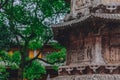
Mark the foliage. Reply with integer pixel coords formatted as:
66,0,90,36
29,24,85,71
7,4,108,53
46,43,66,71
50,42,66,49
0,25,14,50
0,65,9,80
46,42,66,71
0,50,11,62
46,48,66,64
11,51,21,65
0,51,46,80
0,0,9,9
0,51,9,80
24,60,46,80
52,65,59,71
0,0,69,79
10,51,21,69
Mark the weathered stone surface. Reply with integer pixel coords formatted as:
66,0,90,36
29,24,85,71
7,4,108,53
51,0,120,80
52,74,120,80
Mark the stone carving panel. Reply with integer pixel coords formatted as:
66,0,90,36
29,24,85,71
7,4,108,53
68,35,96,65
102,34,120,64
83,36,95,63
75,0,91,10
110,34,120,46
71,0,91,16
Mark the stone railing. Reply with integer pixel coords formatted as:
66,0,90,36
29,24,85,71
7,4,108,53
58,64,120,75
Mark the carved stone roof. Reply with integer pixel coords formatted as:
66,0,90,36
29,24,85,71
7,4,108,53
52,15,91,28
52,13,120,28
52,0,120,28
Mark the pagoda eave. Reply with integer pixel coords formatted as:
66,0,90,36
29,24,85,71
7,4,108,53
52,14,120,38
52,13,120,29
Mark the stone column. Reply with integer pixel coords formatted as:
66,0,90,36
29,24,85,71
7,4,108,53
92,36,105,65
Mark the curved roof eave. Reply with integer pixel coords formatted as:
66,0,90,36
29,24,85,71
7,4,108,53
51,15,91,28
51,13,120,29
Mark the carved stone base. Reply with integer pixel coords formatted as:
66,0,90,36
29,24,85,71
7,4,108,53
51,74,120,80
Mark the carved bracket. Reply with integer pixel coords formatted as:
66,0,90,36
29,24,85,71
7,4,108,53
106,5,117,12
89,65,100,72
65,67,73,74
58,68,62,75
105,65,118,73
76,66,86,73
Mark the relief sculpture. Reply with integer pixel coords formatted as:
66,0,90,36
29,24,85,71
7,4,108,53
75,0,91,10
102,28,120,64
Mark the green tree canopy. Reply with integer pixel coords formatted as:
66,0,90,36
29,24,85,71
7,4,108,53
0,0,69,80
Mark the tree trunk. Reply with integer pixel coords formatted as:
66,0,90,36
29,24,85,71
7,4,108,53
18,53,25,80
18,67,24,80
18,45,27,80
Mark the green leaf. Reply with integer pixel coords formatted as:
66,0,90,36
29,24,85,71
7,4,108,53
24,60,46,80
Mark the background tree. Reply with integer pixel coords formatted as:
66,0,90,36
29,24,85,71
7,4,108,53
0,0,8,8
0,0,69,80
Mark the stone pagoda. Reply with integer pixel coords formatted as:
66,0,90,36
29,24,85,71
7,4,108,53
52,0,120,80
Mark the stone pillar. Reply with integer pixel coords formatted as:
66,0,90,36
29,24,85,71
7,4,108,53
92,36,105,65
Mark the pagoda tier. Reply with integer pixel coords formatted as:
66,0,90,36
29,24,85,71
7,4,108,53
63,0,120,21
51,0,120,80
53,17,120,65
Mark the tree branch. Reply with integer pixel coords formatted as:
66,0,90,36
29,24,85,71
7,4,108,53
37,57,64,65
24,36,52,67
37,58,53,65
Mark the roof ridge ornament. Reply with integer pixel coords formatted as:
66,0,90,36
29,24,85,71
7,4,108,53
70,0,91,18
